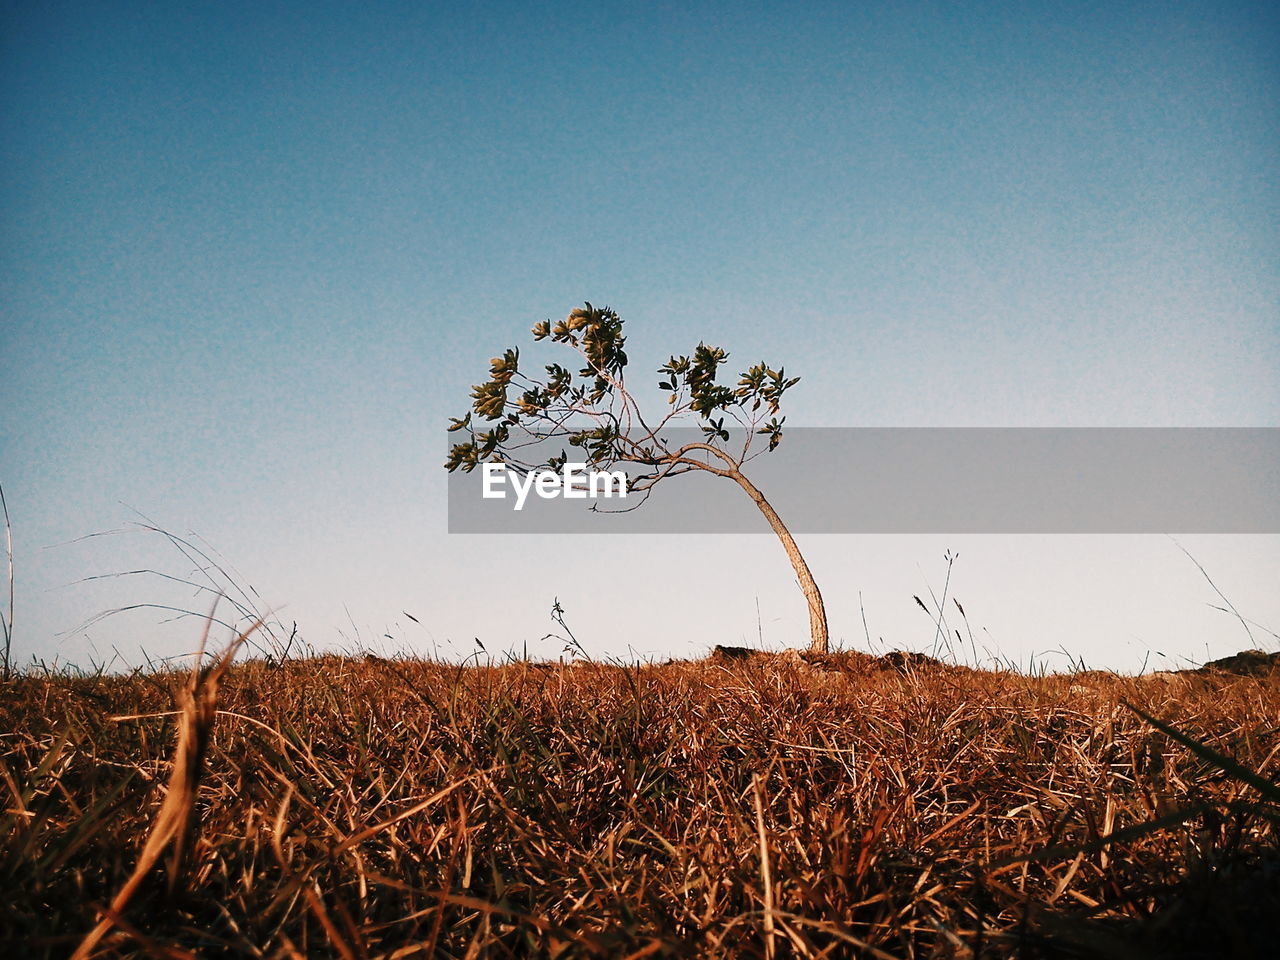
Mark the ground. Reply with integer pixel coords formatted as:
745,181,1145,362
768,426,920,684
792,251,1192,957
2,649,1278,958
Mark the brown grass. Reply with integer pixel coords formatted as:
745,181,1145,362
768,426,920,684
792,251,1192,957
2,648,1278,958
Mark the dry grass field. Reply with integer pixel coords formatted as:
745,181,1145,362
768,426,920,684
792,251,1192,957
2,645,1278,958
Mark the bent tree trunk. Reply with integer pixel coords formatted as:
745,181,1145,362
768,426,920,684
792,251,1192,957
730,469,829,654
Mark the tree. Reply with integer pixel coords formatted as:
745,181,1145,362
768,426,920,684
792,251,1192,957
445,303,829,653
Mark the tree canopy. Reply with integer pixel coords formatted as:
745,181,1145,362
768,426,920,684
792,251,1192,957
446,303,801,503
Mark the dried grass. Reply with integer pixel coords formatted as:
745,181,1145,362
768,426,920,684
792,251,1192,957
2,647,1277,958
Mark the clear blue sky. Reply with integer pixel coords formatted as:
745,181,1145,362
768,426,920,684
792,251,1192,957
2,0,1277,671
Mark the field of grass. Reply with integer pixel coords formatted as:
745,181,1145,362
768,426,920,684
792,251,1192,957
3,645,1278,958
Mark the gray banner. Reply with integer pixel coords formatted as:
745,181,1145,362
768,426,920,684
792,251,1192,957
447,428,1279,533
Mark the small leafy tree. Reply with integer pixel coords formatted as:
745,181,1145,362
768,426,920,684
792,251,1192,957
445,303,829,653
